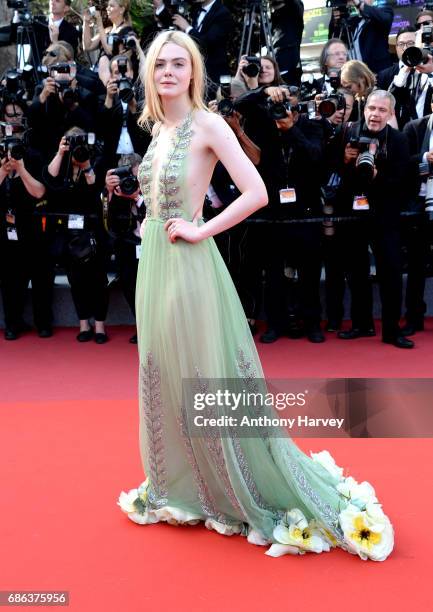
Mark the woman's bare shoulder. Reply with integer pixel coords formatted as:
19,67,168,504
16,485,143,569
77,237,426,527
194,109,230,138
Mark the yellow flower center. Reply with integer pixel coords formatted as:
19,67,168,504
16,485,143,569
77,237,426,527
351,516,381,549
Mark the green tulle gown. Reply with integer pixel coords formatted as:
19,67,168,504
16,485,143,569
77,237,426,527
118,112,394,562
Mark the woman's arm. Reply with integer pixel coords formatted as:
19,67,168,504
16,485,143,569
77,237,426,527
8,158,46,199
167,113,267,242
48,137,69,177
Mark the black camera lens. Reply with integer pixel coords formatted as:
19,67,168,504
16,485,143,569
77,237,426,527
217,98,234,117
118,77,134,103
266,99,290,121
402,46,429,68
242,63,260,78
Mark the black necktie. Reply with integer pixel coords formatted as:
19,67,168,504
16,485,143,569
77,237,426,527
192,7,206,30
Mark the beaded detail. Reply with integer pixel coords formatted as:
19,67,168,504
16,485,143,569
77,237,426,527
137,112,194,221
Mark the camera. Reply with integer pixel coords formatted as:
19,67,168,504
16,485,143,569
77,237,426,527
0,135,26,160
65,132,95,163
109,32,136,56
402,25,433,67
7,0,29,8
168,0,192,17
116,56,134,103
0,69,33,105
49,62,78,106
266,96,315,120
217,75,235,117
349,135,379,183
317,69,346,118
418,161,433,211
242,56,261,78
112,165,139,196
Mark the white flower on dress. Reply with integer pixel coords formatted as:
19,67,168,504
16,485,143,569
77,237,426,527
339,503,394,561
337,476,378,509
118,489,139,514
265,508,331,558
310,450,344,481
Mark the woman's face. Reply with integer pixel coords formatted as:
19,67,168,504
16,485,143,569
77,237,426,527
259,58,275,85
341,75,362,95
154,42,193,99
107,0,124,23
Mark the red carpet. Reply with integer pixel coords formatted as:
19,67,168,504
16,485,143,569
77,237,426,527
1,325,432,611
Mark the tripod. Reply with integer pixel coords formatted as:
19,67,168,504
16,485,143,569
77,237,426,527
14,11,43,84
330,6,359,62
238,0,275,62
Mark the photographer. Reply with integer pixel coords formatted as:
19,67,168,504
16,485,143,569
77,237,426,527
33,0,79,58
82,0,137,84
400,105,433,336
331,90,413,348
329,0,393,74
43,128,109,343
104,154,144,343
378,27,433,130
314,38,348,94
237,84,326,343
98,55,149,172
232,55,284,97
153,0,234,93
27,58,97,160
208,87,263,332
0,100,53,340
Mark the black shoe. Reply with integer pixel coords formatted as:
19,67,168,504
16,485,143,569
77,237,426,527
307,329,325,343
38,328,53,338
4,328,18,340
326,319,341,332
129,334,138,344
382,335,414,349
260,329,281,344
338,327,376,340
94,332,108,344
400,322,424,337
76,329,94,342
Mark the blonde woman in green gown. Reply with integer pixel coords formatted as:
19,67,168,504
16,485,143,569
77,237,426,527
118,30,394,562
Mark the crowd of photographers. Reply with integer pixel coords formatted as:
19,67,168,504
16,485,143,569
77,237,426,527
1,0,433,350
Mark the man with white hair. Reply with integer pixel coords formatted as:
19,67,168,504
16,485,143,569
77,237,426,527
333,90,414,348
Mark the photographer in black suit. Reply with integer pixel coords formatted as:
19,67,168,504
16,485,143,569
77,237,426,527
153,0,233,92
329,0,393,74
400,108,433,336
377,27,433,129
236,85,326,343
331,90,413,348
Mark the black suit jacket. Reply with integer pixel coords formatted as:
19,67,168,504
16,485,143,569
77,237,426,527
379,64,433,129
403,115,432,207
329,3,394,74
270,0,304,83
156,1,233,87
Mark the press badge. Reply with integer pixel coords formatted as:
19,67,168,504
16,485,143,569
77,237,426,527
353,195,370,210
279,188,296,204
68,214,85,229
7,227,18,241
136,244,142,259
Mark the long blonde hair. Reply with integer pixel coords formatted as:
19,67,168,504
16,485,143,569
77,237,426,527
138,30,208,131
341,60,376,98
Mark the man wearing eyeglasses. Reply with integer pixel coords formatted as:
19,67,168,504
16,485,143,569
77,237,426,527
415,10,433,30
378,26,433,129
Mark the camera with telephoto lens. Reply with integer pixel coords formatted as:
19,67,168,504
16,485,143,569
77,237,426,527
242,56,261,78
112,164,139,196
116,56,134,103
402,24,433,67
0,69,33,105
65,132,95,163
317,69,346,118
217,75,235,117
349,134,380,183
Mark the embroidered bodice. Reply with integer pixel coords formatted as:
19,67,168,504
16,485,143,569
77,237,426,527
137,112,194,222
